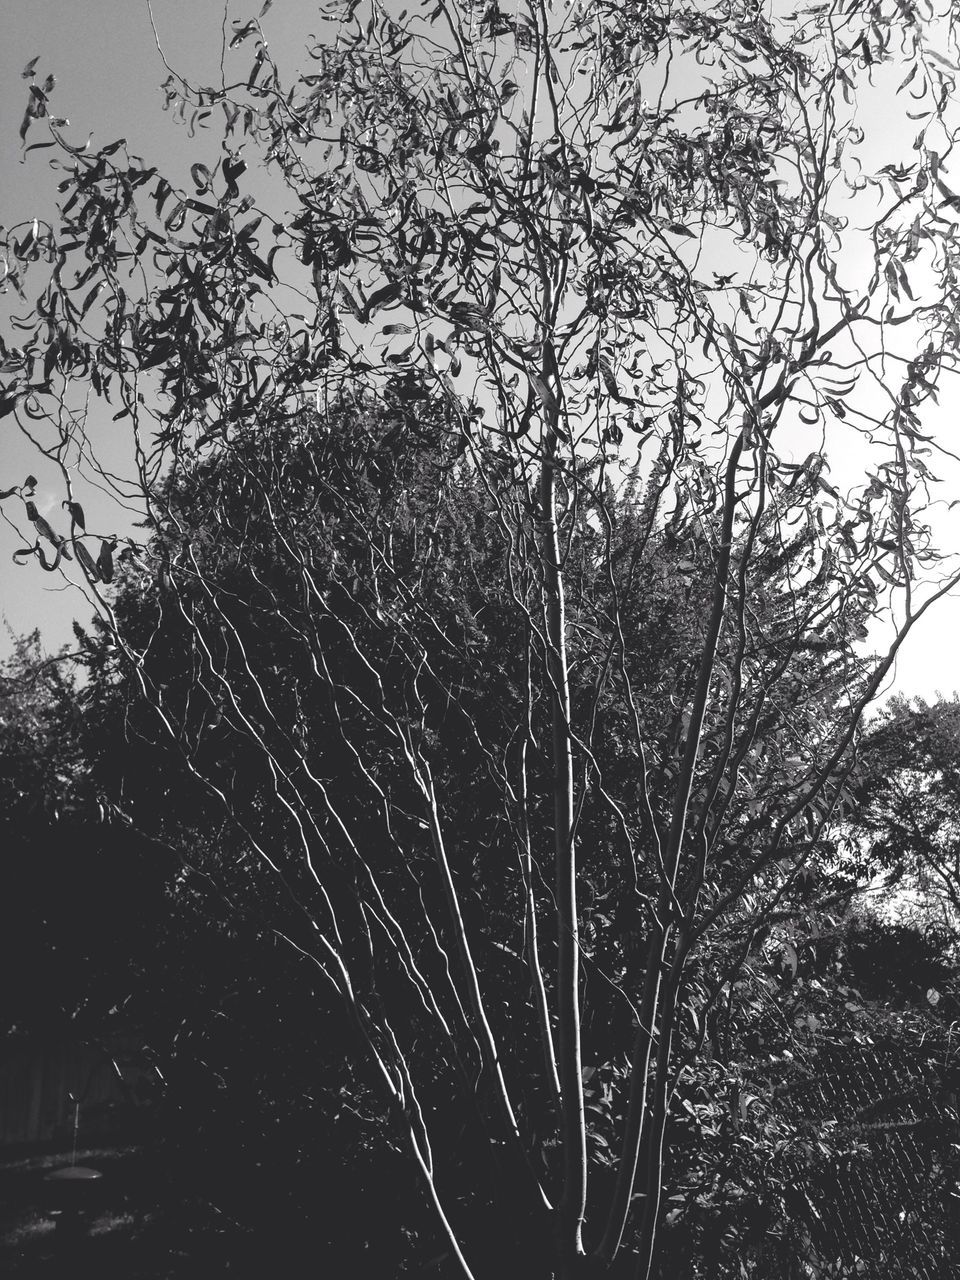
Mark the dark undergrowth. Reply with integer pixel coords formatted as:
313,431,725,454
0,1141,313,1279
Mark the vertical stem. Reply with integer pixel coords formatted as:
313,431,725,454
421,768,527,1152
597,431,747,1267
596,918,666,1262
521,734,563,1111
633,945,686,1280
540,431,587,1265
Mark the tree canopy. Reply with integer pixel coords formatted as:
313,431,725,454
5,1,960,1276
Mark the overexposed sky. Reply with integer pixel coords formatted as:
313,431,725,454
2,0,960,700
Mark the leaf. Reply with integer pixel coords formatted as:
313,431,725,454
665,223,696,237
385,342,416,365
36,543,62,572
14,220,38,258
190,162,213,193
230,21,257,47
598,355,634,403
154,178,173,219
73,540,99,582
30,507,61,548
362,281,402,323
164,201,187,233
927,48,959,72
22,57,40,80
896,262,915,301
24,476,37,492
223,157,247,199
63,500,85,530
96,539,116,584
447,301,493,331
248,50,266,89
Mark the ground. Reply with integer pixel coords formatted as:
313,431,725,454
0,1142,250,1278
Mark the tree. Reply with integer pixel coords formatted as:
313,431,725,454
855,697,960,928
651,910,960,1279
0,633,167,1039
4,1,960,1275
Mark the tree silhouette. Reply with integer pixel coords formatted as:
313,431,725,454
4,1,960,1274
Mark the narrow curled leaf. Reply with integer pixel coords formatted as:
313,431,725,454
191,162,213,193
248,50,266,88
165,201,187,233
73,540,100,582
24,500,70,556
230,21,257,48
223,157,247,199
362,282,403,322
32,511,60,546
598,355,635,403
97,539,116,583
63,500,86,530
526,369,560,419
36,543,62,572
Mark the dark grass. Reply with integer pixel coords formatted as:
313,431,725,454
0,1142,264,1279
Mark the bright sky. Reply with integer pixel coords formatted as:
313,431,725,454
2,0,960,701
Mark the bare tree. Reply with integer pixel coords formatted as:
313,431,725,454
4,1,960,1274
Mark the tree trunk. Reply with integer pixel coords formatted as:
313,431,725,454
540,429,587,1270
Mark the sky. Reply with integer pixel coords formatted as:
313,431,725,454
2,0,960,701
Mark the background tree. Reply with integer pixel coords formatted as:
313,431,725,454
0,634,168,1040
5,1,960,1276
855,696,960,927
